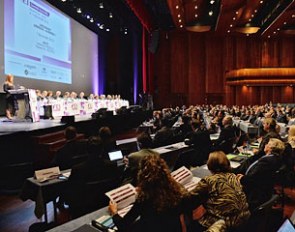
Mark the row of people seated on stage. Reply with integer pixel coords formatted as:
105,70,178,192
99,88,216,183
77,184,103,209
35,89,122,102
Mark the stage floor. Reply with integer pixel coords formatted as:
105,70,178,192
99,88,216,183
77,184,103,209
0,115,93,135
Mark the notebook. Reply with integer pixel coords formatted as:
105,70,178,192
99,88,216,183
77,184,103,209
277,219,295,232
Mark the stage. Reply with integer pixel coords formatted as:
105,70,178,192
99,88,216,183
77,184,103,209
0,115,92,136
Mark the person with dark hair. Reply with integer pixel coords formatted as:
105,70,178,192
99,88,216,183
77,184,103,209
190,151,250,231
52,126,86,170
66,136,119,217
99,126,117,157
123,134,154,185
109,153,195,232
153,117,175,147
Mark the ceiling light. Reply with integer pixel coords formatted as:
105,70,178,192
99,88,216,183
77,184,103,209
251,14,254,18
292,14,295,18
254,10,257,13
109,13,113,18
186,24,211,32
195,14,198,18
90,18,94,23
180,25,183,28
233,17,236,20
209,11,213,16
273,31,276,34
277,28,280,31
227,30,230,33
260,0,263,3
178,19,182,22
194,5,198,9
86,15,90,19
124,31,128,35
177,14,181,18
236,11,239,15
99,25,104,29
210,0,215,4
176,5,179,9
284,22,287,25
235,24,260,34
268,35,271,38
77,8,82,14
96,23,100,27
99,3,104,9
61,0,66,2
230,24,233,27
246,34,249,36
106,28,110,32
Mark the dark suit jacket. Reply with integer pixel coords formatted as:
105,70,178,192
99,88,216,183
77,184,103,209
240,154,282,210
213,126,236,154
153,126,175,147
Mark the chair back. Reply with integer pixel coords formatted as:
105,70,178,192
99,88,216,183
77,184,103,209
68,177,119,218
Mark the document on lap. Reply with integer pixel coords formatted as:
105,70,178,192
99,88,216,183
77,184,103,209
105,184,136,217
171,166,201,192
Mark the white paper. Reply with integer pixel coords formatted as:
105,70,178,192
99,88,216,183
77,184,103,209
171,166,200,191
105,184,136,210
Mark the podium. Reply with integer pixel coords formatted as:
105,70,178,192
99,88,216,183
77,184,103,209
9,89,40,122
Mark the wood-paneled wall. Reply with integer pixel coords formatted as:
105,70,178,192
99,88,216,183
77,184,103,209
152,32,295,108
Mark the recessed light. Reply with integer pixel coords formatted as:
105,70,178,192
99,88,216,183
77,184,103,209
260,1,263,3
176,5,179,9
233,17,236,20
109,13,113,18
99,3,104,9
195,5,198,9
236,11,239,15
227,30,230,33
195,14,198,18
210,0,215,4
106,28,110,32
178,19,182,23
77,8,82,13
178,14,181,18
209,11,213,16
230,24,233,27
284,22,287,25
90,18,94,23
180,25,183,28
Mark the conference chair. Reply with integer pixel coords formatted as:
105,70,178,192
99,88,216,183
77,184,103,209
244,194,283,232
67,177,119,219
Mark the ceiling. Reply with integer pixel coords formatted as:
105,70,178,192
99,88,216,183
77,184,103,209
46,0,295,38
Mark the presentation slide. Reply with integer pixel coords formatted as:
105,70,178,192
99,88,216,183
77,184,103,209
4,0,72,84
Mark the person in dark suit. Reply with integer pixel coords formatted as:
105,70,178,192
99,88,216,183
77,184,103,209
109,153,197,232
66,136,119,218
153,117,175,147
237,138,285,211
52,126,87,170
99,126,117,158
213,116,236,154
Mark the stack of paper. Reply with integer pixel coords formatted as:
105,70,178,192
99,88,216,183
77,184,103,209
171,166,201,192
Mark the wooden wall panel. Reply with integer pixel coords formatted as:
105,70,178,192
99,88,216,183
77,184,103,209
170,34,188,93
153,32,295,108
280,38,295,67
281,86,294,103
205,36,224,93
187,34,206,104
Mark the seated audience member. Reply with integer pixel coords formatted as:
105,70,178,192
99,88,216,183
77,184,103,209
212,116,236,154
128,133,154,171
99,126,117,158
69,136,119,183
237,138,285,211
66,136,119,217
190,151,250,231
187,120,212,162
153,117,175,147
78,91,85,100
109,153,195,232
52,126,86,170
175,115,193,141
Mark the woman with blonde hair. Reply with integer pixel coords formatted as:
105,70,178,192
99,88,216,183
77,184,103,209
3,74,15,119
109,152,192,232
288,125,295,148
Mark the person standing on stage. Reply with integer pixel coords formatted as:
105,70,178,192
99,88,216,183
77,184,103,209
3,74,15,120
